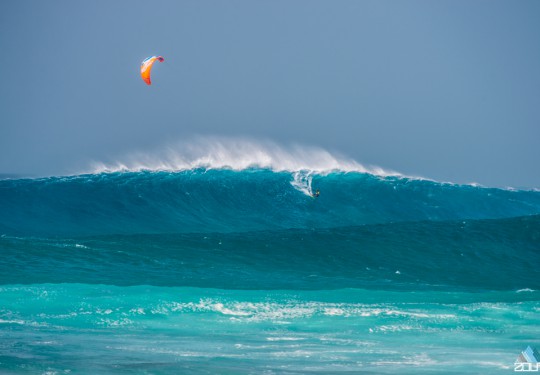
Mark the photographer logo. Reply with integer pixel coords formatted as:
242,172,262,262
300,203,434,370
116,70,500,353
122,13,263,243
515,346,540,372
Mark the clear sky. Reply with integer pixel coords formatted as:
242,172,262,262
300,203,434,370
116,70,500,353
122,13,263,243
1,0,539,187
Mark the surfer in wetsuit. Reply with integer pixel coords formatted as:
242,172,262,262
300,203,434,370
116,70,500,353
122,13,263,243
313,189,320,198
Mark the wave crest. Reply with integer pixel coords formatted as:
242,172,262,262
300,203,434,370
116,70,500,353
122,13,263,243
88,137,400,176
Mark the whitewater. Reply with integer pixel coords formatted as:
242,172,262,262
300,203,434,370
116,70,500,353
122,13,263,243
1,141,539,374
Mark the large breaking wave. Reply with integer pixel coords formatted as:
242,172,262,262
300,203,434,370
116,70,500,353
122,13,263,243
2,140,540,374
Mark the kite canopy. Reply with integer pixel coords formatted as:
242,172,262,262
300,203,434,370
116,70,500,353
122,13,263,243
141,56,164,85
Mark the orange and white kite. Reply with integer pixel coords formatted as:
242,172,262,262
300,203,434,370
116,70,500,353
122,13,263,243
140,56,164,85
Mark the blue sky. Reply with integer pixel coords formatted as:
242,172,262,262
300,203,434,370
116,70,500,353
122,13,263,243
1,0,539,187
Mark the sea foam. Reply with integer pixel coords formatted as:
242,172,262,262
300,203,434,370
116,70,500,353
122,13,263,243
88,136,400,176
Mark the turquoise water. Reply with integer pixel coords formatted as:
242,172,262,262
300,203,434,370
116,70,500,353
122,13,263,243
1,170,539,373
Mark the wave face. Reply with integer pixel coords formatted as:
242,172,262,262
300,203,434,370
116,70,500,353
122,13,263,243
1,167,540,374
1,170,540,236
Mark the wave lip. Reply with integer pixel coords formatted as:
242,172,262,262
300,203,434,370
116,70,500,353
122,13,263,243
88,137,401,177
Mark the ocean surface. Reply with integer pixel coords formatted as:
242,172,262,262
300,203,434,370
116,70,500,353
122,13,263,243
1,168,539,374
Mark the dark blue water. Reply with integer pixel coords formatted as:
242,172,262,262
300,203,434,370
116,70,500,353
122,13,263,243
1,170,539,373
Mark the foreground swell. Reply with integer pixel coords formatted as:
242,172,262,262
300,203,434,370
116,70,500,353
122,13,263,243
1,215,540,291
